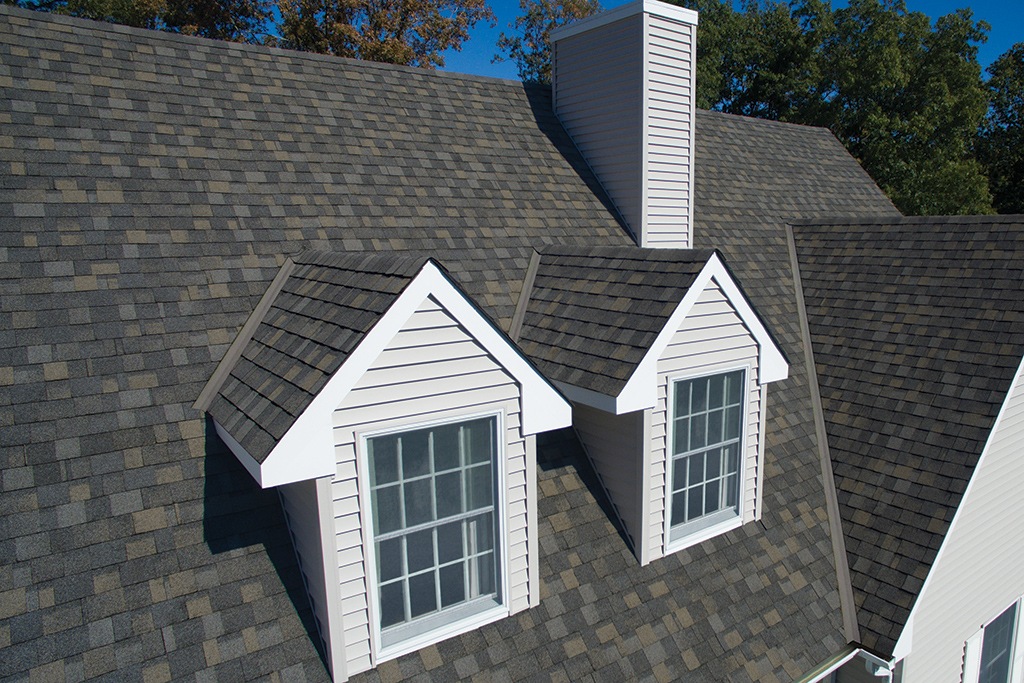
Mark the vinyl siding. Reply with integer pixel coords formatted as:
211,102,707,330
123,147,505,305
898,359,1024,683
644,13,695,248
330,295,530,674
651,279,760,560
553,14,643,239
573,403,645,551
279,478,331,661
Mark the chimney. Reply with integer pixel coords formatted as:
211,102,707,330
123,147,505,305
551,0,698,249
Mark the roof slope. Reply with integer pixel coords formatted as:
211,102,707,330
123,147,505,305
792,215,1024,657
516,246,713,395
208,251,431,463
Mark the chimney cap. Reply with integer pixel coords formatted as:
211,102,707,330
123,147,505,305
550,0,698,43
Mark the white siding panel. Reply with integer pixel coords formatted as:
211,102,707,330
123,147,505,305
901,359,1024,682
573,403,645,551
554,14,643,238
652,280,761,560
279,479,332,661
331,296,530,674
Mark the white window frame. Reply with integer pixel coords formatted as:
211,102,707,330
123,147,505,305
964,597,1024,683
663,364,752,554
357,409,510,664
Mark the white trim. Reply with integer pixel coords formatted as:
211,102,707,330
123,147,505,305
684,19,696,246
550,0,697,43
754,383,768,521
554,380,617,413
805,648,862,682
240,261,570,488
525,435,540,608
357,410,511,667
892,352,1024,663
1011,596,1024,683
638,407,653,566
614,254,788,415
212,418,267,487
662,364,751,555
316,475,348,682
963,628,983,683
640,10,651,248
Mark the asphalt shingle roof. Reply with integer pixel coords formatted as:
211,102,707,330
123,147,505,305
517,246,714,396
791,215,1024,657
1,4,906,681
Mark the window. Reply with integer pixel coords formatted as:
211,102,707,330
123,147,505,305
668,369,745,545
366,415,502,650
980,603,1018,683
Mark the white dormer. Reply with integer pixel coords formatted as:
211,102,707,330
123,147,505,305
551,0,698,249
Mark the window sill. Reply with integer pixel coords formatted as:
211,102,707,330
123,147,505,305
375,603,509,664
665,514,744,555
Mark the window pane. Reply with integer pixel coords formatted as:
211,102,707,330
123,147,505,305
687,487,703,521
726,473,739,508
401,429,430,478
437,521,464,564
466,463,492,511
380,582,405,628
406,528,435,574
708,376,724,409
472,512,494,553
688,452,704,485
705,479,720,515
725,371,743,404
672,457,687,493
432,424,460,472
370,436,398,486
439,563,465,608
404,479,433,527
690,414,707,450
378,538,402,582
673,417,689,455
671,492,687,526
980,603,1017,683
692,379,708,412
408,572,437,619
707,409,723,444
724,406,741,440
475,553,495,596
465,418,493,464
706,447,721,479
435,471,462,519
374,485,401,535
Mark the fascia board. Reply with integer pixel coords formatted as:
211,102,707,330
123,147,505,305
890,351,1024,663
256,261,571,487
550,0,696,43
616,253,789,414
554,380,618,414
213,418,268,488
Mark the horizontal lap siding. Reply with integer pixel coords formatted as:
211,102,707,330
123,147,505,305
554,15,643,237
331,296,528,675
644,14,695,248
904,362,1024,682
651,280,760,559
573,403,643,549
279,479,331,659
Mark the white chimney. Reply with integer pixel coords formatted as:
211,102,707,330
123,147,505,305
551,0,698,249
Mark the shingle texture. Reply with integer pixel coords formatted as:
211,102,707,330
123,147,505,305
208,251,431,463
791,216,1024,657
1,4,906,682
517,246,713,395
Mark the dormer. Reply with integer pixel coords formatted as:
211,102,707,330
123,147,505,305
514,246,787,565
195,252,571,680
551,0,698,249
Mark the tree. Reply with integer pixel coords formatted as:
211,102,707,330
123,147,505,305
278,0,494,68
162,0,272,43
493,0,601,83
978,43,1024,214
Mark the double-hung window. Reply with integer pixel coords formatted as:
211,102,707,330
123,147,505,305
964,600,1023,683
668,369,745,545
366,415,502,651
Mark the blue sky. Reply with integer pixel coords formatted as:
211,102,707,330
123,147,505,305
439,0,1023,81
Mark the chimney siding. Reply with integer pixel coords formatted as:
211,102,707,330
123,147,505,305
552,0,698,249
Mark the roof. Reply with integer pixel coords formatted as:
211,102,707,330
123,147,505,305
791,215,1024,657
516,246,714,396
205,251,431,464
1,4,906,681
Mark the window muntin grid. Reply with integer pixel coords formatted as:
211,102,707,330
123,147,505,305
980,603,1018,683
368,416,499,638
669,370,744,537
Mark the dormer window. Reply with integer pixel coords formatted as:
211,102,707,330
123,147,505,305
668,368,746,545
365,414,503,651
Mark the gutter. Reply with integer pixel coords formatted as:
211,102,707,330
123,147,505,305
794,646,895,683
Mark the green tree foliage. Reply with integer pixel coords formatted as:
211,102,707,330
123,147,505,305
493,0,602,83
278,0,494,68
978,44,1024,214
163,0,271,42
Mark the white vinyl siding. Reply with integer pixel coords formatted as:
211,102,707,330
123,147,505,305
651,280,760,560
279,478,331,660
572,403,645,551
553,14,643,240
644,13,695,248
330,296,530,674
899,359,1024,683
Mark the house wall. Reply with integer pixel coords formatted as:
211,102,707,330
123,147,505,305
644,12,696,249
330,295,531,674
650,279,761,560
553,14,643,240
279,478,332,663
572,403,645,552
899,359,1024,683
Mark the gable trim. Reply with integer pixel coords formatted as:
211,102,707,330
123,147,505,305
228,260,571,488
891,350,1024,662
